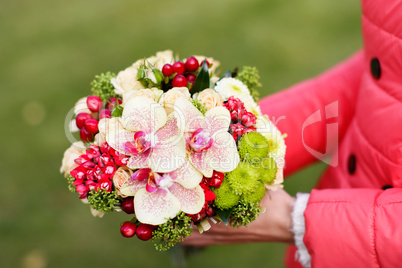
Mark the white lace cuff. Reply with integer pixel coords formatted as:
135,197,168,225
291,193,311,268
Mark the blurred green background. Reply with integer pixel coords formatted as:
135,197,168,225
0,0,362,267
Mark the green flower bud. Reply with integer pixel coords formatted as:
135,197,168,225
152,68,164,84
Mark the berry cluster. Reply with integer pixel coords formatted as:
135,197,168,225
162,56,210,89
76,96,122,142
224,96,257,141
120,197,155,241
70,142,129,199
120,221,155,241
188,171,224,222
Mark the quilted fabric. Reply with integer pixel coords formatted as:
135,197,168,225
259,1,402,266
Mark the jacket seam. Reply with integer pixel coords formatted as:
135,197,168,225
362,14,402,42
372,191,382,268
307,200,353,204
353,119,397,165
377,200,402,206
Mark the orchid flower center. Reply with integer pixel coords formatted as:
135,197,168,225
189,128,214,152
124,131,158,155
145,172,173,193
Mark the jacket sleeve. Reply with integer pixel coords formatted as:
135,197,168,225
259,51,365,176
304,188,402,267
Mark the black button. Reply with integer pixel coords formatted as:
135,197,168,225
370,58,381,79
382,185,393,190
347,154,356,175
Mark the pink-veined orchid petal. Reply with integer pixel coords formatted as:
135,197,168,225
104,118,132,155
189,150,213,178
156,113,182,144
148,137,186,173
127,150,151,169
131,168,151,182
122,96,167,133
146,181,158,193
168,161,203,189
174,97,205,133
169,183,205,214
119,177,147,196
204,106,231,134
206,131,240,173
134,188,181,225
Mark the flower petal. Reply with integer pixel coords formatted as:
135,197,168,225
189,150,213,178
169,161,203,189
148,137,186,173
127,151,150,169
134,188,181,225
104,118,132,154
155,113,182,144
204,106,231,134
174,97,204,132
119,177,147,196
122,96,167,133
206,131,240,173
169,183,205,214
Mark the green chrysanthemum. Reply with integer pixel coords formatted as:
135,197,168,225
90,72,117,101
229,201,262,228
226,162,260,195
257,157,277,185
213,178,240,210
241,182,266,204
238,132,270,164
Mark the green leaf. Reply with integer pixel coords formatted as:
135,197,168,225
191,61,210,94
111,104,123,117
214,207,234,226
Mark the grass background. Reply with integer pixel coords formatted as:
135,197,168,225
0,0,361,267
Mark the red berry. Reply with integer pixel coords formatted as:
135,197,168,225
120,222,137,238
206,206,216,217
121,197,135,214
107,97,122,110
162,64,174,76
136,224,154,241
187,74,196,83
172,75,188,88
201,59,211,68
99,109,111,119
80,127,93,142
76,112,92,129
172,61,185,75
84,118,99,134
86,96,103,112
185,56,199,72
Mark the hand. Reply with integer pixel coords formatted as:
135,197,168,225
182,188,296,246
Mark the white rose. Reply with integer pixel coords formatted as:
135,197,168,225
160,87,191,114
153,50,174,69
60,141,86,177
111,66,145,95
195,88,224,110
122,88,164,106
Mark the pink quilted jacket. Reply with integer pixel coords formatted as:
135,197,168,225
259,1,402,267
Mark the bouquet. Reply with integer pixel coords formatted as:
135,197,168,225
60,50,286,251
